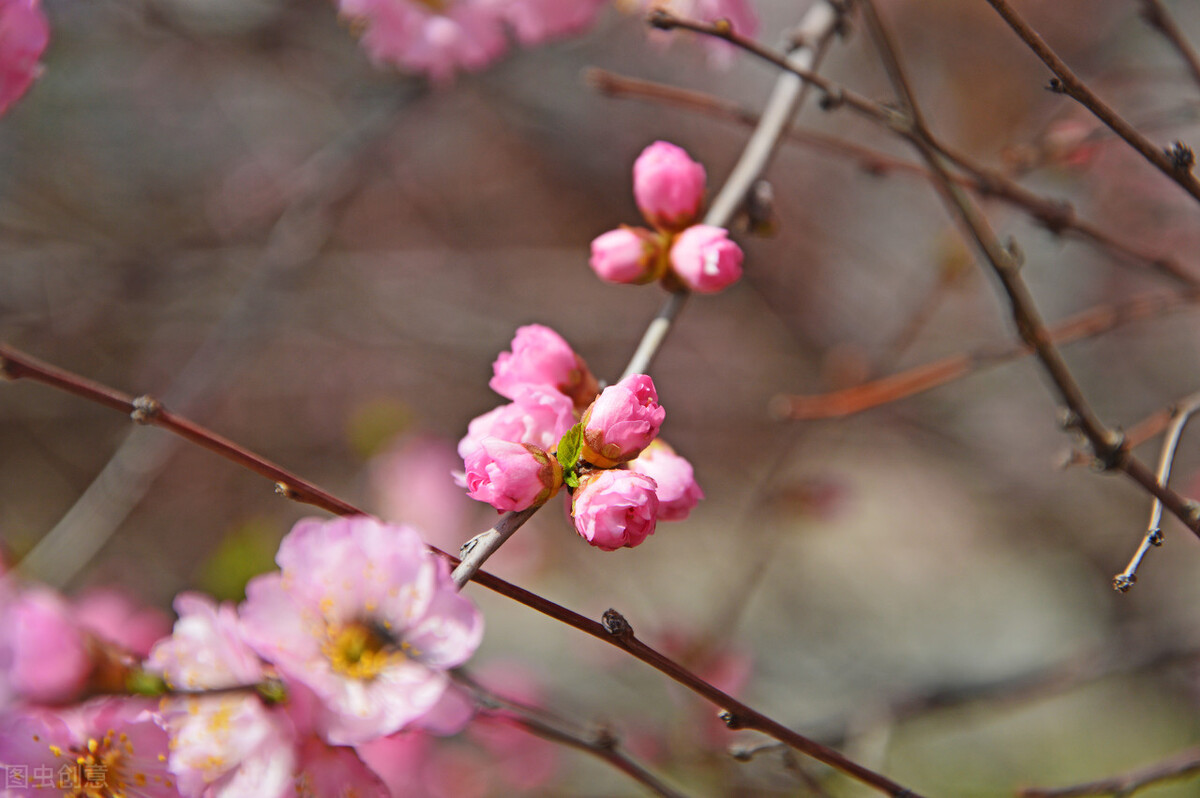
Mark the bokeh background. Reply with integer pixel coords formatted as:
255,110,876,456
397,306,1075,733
4,0,1200,794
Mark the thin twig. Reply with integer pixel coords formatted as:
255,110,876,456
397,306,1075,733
1113,390,1200,591
1018,745,1200,797
589,68,1197,285
1138,0,1200,92
455,0,849,589
662,1,1200,539
775,287,1200,419
0,344,926,798
984,0,1200,206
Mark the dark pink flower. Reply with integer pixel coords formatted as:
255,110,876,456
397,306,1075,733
669,224,743,293
580,374,665,468
589,226,664,285
571,469,660,551
240,517,483,745
0,0,48,116
489,324,598,410
627,440,704,521
633,141,706,233
464,438,563,512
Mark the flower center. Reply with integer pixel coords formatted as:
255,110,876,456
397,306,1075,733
41,728,173,797
323,620,400,680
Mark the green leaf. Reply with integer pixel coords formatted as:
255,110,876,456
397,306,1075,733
557,423,584,474
565,471,580,489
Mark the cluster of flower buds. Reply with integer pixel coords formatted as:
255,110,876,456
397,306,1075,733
460,325,704,550
0,516,484,797
590,141,744,294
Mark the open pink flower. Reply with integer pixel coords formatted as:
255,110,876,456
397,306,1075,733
240,517,483,745
464,438,563,512
489,325,598,410
571,469,660,550
633,141,706,233
589,226,664,285
1,699,178,796
150,593,296,798
0,0,49,116
580,374,665,468
627,440,704,521
669,224,743,293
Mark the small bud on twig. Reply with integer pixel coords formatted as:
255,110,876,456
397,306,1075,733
130,395,163,424
1165,140,1195,173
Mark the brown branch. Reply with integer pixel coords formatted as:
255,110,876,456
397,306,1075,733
774,286,1200,419
1138,0,1200,92
1018,745,1200,797
984,0,1200,206
0,343,926,798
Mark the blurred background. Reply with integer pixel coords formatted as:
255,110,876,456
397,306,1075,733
3,0,1200,794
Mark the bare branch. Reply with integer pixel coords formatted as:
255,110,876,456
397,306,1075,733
1018,745,1200,797
1138,0,1200,92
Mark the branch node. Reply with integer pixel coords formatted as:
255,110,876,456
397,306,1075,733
1004,237,1025,269
1185,499,1200,524
601,608,634,640
1113,573,1136,592
1046,77,1067,94
818,87,845,111
1089,431,1127,473
647,8,675,31
1148,527,1164,546
719,709,746,729
593,725,619,750
1057,407,1082,433
130,395,163,424
459,535,481,558
1165,140,1195,173
274,481,297,499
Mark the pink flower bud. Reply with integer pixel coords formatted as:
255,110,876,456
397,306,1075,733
571,469,660,551
669,224,744,293
0,0,49,116
627,440,704,521
589,226,665,285
465,438,563,512
580,374,665,468
458,386,576,462
633,141,706,233
490,324,599,410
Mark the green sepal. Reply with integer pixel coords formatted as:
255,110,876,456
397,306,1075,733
564,471,580,490
126,669,169,697
557,423,584,473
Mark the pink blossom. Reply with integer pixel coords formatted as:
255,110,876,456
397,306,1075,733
633,141,706,233
580,374,665,468
464,438,562,512
627,440,703,521
571,469,660,550
73,587,170,658
0,584,91,705
458,386,575,461
589,226,664,285
498,0,606,46
337,0,508,84
0,0,48,116
489,324,598,410
239,517,483,745
1,698,179,796
669,224,743,293
293,737,388,798
150,593,296,798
